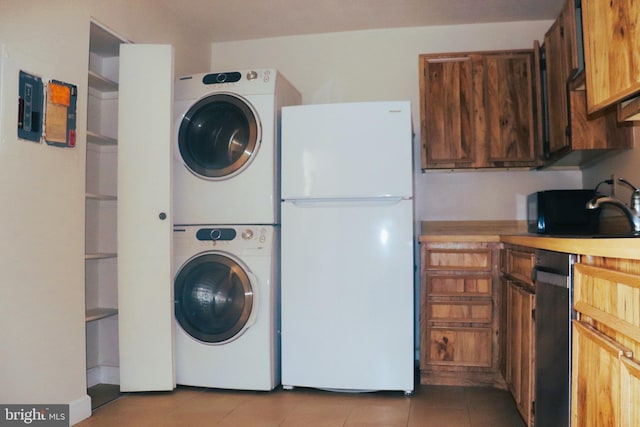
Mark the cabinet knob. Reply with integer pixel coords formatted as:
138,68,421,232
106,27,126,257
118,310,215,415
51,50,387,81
159,212,167,220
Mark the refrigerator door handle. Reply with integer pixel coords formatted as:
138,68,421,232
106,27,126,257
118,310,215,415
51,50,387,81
285,196,409,207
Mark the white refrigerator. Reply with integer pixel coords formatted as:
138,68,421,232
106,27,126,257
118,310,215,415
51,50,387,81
280,101,415,394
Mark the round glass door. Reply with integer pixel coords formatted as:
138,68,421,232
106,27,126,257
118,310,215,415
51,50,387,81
174,253,254,343
178,93,260,179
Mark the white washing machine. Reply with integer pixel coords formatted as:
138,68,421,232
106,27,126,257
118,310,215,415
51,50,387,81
173,224,280,390
173,69,301,226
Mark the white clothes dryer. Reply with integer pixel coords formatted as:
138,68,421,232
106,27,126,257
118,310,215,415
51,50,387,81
173,224,280,390
173,69,301,226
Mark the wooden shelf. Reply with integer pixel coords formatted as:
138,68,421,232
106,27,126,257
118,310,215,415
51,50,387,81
86,192,117,201
85,253,117,260
618,95,640,121
86,308,118,322
88,70,118,93
87,131,117,146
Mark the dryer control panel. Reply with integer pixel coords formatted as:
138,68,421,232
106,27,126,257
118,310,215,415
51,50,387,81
174,226,272,250
196,227,236,241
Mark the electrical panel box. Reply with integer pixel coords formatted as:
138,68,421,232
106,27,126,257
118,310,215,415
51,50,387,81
17,70,44,142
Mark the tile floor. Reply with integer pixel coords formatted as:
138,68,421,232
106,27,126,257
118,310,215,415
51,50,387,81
77,384,526,427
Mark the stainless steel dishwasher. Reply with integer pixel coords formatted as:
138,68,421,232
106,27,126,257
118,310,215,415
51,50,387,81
533,249,576,427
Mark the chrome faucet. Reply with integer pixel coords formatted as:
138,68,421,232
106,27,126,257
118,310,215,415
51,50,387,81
587,177,640,235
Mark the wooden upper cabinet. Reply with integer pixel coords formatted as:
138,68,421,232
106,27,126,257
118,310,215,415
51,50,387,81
485,54,537,165
542,0,634,166
420,50,539,170
582,0,640,114
420,54,477,168
544,3,577,157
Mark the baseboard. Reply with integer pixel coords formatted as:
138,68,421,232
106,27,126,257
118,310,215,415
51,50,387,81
69,394,92,426
87,365,120,388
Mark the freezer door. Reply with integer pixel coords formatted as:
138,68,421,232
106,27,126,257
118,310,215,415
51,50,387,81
280,199,415,392
281,101,413,199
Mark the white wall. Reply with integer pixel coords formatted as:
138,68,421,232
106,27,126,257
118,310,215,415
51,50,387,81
0,1,91,418
582,127,640,193
0,1,208,424
211,21,585,222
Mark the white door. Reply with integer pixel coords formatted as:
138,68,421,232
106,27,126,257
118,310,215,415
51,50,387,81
117,44,175,391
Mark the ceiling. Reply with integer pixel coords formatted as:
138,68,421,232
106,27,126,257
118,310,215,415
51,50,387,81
157,0,565,43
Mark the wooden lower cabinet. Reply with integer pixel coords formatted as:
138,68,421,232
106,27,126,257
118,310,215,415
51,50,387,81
420,241,504,387
572,321,624,426
504,279,535,426
501,244,536,427
571,258,640,427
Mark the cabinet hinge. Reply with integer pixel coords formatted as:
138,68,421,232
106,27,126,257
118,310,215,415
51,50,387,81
574,0,581,8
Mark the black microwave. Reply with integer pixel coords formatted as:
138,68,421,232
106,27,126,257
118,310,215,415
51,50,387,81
527,190,601,235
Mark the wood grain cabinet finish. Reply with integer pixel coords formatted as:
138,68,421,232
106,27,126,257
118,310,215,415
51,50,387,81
571,258,640,427
582,0,640,114
420,242,504,387
504,279,535,427
543,0,634,165
419,50,539,170
544,1,577,157
501,244,536,427
501,246,535,287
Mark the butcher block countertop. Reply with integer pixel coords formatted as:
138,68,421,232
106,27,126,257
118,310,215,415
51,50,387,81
420,220,640,260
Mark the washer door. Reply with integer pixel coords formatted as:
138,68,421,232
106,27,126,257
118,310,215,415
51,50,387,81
174,253,254,344
178,93,260,179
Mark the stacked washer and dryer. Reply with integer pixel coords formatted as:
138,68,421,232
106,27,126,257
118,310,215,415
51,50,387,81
172,69,301,390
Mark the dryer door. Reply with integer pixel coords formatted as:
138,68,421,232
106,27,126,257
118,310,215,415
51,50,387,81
178,93,260,179
174,253,254,343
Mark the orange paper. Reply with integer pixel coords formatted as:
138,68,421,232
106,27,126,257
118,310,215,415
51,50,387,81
49,82,71,106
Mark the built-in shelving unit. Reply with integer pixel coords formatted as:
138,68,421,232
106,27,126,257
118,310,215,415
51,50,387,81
85,21,125,406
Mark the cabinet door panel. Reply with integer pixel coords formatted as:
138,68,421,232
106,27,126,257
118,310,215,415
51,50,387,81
582,0,640,112
504,247,535,287
485,53,535,163
505,281,534,426
427,327,492,367
421,57,475,167
571,321,624,427
620,355,640,427
544,5,575,156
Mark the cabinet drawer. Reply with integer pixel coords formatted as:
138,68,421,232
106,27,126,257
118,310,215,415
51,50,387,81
573,263,640,346
427,274,492,297
426,327,493,367
428,301,493,324
425,248,492,271
503,247,535,286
